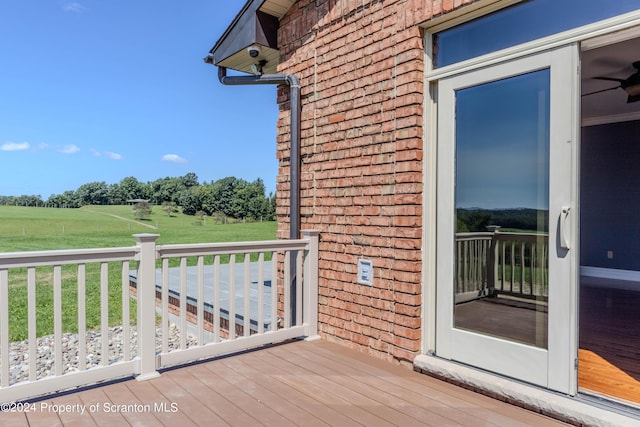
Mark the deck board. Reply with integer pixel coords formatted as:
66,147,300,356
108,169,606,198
268,343,472,426
3,340,567,426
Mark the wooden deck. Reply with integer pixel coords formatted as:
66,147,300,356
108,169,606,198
1,339,566,426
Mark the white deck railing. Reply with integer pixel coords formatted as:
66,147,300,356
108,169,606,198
455,231,548,303
0,230,319,403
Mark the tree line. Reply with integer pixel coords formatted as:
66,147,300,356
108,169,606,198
0,173,276,221
456,208,549,233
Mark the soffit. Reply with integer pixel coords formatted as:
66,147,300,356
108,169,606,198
208,0,296,75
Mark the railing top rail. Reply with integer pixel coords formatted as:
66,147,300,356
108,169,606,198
156,238,309,259
493,232,548,243
0,246,138,269
455,232,494,240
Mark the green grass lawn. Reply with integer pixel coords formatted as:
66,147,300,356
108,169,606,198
0,205,276,251
0,205,277,341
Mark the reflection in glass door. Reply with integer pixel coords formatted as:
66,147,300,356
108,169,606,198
436,46,577,394
454,70,550,349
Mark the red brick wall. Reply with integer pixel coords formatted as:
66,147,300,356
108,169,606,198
275,0,475,366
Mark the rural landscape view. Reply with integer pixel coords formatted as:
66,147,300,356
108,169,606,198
0,173,277,343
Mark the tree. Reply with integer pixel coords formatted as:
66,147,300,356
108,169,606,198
14,195,43,207
107,183,126,205
456,209,492,232
210,176,240,217
197,184,216,215
161,201,178,217
229,178,273,220
110,176,149,205
177,189,201,216
132,201,152,220
148,177,184,204
46,193,70,208
75,181,109,206
180,172,199,188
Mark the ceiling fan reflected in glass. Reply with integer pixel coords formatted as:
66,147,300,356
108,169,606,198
583,61,640,103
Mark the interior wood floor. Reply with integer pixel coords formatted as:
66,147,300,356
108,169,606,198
579,279,640,406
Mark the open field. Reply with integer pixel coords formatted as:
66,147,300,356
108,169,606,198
0,205,277,251
0,206,277,341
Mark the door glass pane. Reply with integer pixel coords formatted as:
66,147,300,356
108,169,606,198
453,69,550,348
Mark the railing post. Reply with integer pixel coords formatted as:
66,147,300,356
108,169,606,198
486,226,501,297
134,233,161,381
302,230,320,341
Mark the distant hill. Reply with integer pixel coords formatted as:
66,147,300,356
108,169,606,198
456,208,549,232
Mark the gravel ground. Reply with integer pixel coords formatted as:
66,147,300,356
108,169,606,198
4,324,197,386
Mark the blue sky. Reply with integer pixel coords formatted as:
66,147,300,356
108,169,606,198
0,0,279,198
455,70,550,210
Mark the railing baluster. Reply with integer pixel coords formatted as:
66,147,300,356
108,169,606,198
258,252,265,334
28,267,36,381
77,264,86,372
162,258,169,354
121,261,130,362
229,255,236,340
474,240,479,289
271,252,277,332
180,257,187,349
510,241,515,292
100,262,109,367
197,255,204,346
468,240,473,291
477,240,481,289
456,240,462,293
463,241,469,292
54,265,62,376
284,251,291,329
213,255,221,343
0,269,9,387
500,241,506,291
296,250,303,327
243,253,250,337
520,242,525,293
529,243,535,296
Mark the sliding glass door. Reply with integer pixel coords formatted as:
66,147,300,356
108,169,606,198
436,45,578,393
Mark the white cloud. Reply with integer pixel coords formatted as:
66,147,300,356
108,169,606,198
1,141,30,151
59,144,80,154
90,149,123,160
161,154,188,164
36,142,49,151
63,2,85,13
105,151,123,160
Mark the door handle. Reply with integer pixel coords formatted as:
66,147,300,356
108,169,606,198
560,207,571,250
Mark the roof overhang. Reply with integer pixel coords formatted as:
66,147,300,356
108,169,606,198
207,0,295,75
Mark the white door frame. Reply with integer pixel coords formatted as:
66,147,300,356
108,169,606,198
434,45,578,393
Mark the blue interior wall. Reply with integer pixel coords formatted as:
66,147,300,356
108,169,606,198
581,120,640,271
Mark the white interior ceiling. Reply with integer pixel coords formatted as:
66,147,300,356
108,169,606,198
581,36,640,125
